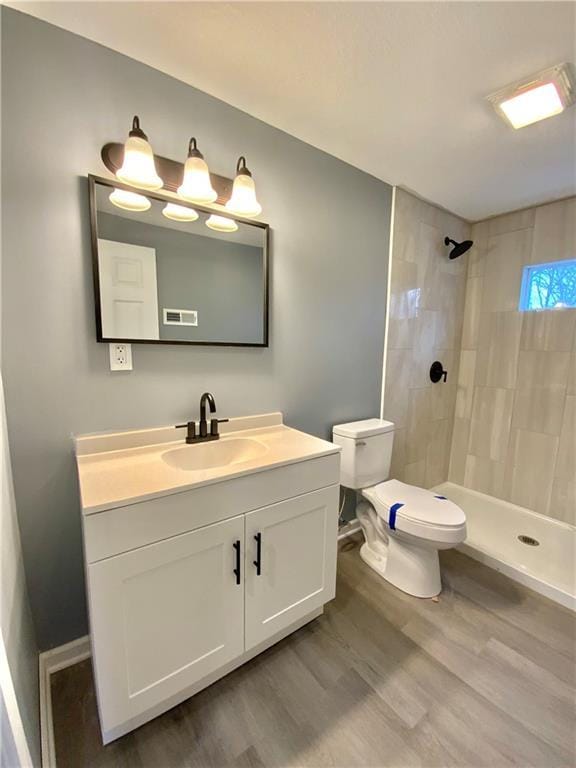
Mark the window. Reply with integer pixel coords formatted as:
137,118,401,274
519,259,576,311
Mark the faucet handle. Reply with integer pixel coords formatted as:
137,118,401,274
176,421,196,443
210,418,229,437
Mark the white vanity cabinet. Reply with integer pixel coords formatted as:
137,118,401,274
87,514,246,736
244,486,338,649
78,425,340,745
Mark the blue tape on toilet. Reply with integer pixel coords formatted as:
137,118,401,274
389,502,404,530
435,495,447,500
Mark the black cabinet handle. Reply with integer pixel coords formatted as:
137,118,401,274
253,533,262,575
233,540,241,585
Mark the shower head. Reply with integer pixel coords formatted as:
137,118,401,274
444,237,473,260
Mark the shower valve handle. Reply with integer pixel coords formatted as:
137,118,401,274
430,361,448,384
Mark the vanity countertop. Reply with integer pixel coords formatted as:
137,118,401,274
75,413,340,515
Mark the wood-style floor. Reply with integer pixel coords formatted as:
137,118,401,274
51,536,576,768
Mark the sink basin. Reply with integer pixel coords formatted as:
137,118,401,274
163,437,268,472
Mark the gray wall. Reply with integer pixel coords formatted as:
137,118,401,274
0,7,40,757
98,212,265,343
1,7,392,650
1,380,41,766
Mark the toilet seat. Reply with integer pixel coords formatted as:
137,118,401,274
363,479,466,544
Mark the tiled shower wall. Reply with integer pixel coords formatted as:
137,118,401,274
383,189,470,487
449,197,576,525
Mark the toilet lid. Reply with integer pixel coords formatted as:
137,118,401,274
373,480,465,527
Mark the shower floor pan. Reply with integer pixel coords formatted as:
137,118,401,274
434,482,576,611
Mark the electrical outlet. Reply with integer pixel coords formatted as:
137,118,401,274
109,343,133,371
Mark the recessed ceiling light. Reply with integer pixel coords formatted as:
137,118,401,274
487,63,575,129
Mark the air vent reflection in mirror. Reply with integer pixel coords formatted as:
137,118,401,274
163,309,198,327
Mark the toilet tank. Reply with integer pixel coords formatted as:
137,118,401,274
332,418,395,489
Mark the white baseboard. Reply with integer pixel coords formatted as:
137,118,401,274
39,636,91,767
338,518,361,541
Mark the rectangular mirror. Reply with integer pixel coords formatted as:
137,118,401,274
89,176,269,346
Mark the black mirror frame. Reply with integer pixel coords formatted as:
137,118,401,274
88,174,269,348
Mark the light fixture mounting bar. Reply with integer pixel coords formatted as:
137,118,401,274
101,143,233,205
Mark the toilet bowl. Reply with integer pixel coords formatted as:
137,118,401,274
332,418,466,598
358,480,466,597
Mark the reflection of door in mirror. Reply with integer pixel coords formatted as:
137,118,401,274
98,239,159,339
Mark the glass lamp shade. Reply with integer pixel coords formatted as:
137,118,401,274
178,155,217,204
116,116,163,190
225,171,262,217
116,136,163,190
162,203,199,222
206,214,238,233
109,188,151,212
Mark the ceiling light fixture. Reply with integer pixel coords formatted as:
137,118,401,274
206,214,238,233
225,156,262,217
177,138,217,204
162,203,199,222
116,116,163,189
487,63,575,129
109,188,151,212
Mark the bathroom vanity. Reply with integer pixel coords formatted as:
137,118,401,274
75,413,340,743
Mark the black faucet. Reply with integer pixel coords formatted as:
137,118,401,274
199,392,216,437
175,392,228,444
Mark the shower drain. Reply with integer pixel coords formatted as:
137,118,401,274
518,534,540,546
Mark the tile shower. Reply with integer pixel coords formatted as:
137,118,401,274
383,188,470,488
385,191,576,606
450,197,576,525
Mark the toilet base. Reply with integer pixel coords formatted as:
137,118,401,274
360,536,442,599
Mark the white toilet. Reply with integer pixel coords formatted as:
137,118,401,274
333,418,466,598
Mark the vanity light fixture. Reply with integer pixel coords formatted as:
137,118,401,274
162,203,199,222
225,156,262,217
487,63,575,129
109,188,151,212
177,138,217,204
206,214,238,233
116,116,163,190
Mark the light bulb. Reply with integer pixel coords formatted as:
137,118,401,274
116,116,163,190
109,188,151,212
162,203,199,222
206,214,238,233
225,156,262,217
500,83,563,129
177,138,217,204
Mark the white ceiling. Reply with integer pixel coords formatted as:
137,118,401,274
8,1,576,220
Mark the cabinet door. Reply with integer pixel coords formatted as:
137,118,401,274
244,485,339,650
88,514,244,733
